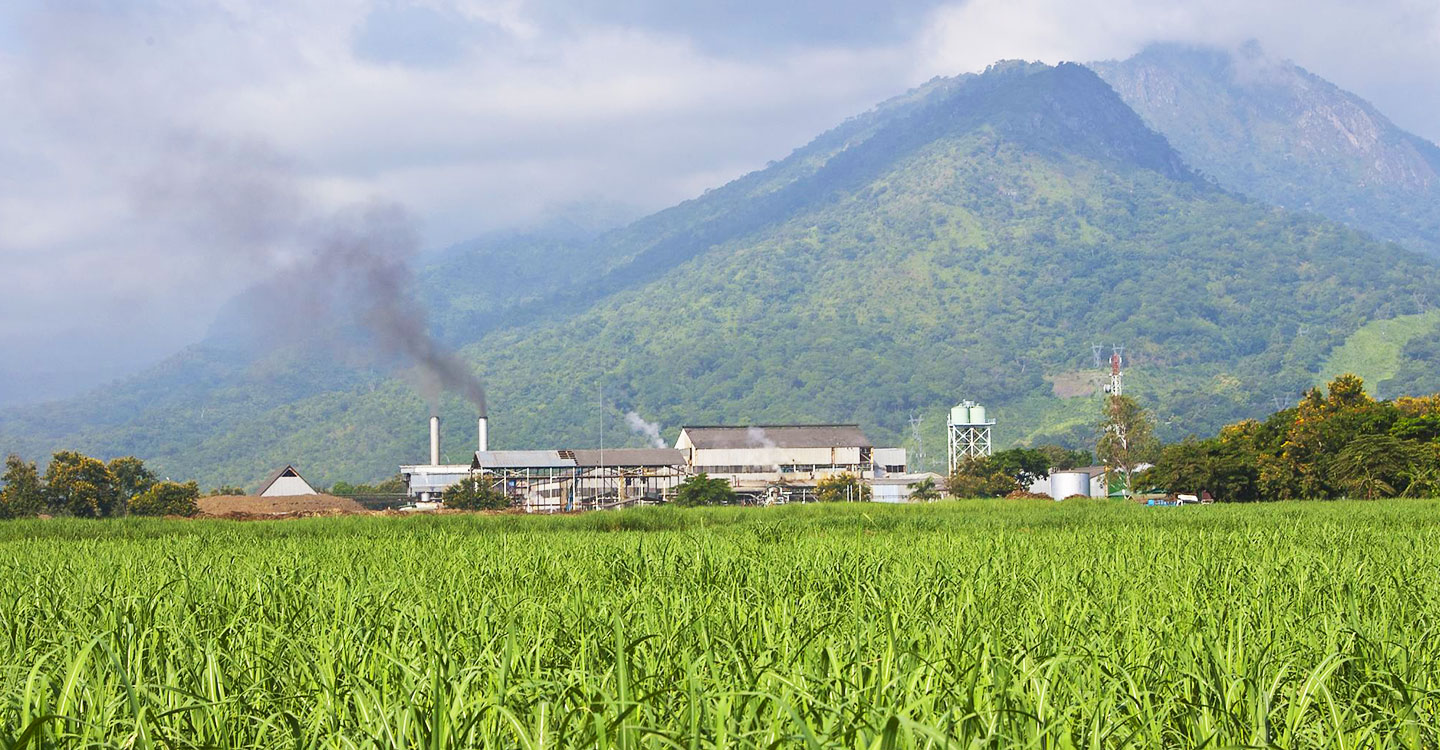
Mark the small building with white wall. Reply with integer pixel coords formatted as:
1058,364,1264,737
870,472,947,503
257,465,318,497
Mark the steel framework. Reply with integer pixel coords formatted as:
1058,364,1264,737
947,404,994,474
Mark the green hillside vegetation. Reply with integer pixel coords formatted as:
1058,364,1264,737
1093,42,1440,259
1381,325,1440,399
2,61,1439,487
1317,310,1440,395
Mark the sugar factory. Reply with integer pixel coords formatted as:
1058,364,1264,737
400,414,944,512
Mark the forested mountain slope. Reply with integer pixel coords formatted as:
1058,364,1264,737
2,61,1437,486
1092,43,1440,259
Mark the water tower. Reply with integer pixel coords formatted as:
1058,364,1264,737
947,400,995,474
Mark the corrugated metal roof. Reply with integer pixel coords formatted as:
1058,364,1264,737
472,451,576,469
571,449,686,467
470,449,687,468
680,424,873,449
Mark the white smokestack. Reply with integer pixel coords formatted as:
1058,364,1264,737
478,416,489,453
429,416,441,466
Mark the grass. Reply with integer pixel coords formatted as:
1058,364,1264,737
2,500,1439,747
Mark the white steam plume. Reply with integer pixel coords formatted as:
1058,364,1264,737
746,426,778,448
624,411,666,449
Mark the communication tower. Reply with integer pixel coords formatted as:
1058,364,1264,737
947,400,995,474
1102,346,1124,397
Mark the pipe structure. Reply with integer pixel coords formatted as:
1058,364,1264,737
429,416,441,466
478,417,489,453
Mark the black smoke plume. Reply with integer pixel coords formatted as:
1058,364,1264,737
136,136,487,414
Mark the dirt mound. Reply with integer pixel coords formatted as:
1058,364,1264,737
197,494,366,517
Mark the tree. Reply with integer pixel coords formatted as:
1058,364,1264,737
815,472,871,503
673,473,736,507
0,455,45,519
108,456,157,508
1404,444,1440,498
45,451,119,518
987,448,1052,487
130,481,200,516
1281,375,1398,498
1139,437,1259,502
442,476,510,510
909,477,940,502
1036,445,1092,472
1097,395,1159,497
207,486,246,496
945,457,1021,498
1329,434,1415,499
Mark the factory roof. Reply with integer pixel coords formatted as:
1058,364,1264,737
571,449,686,467
678,424,873,449
472,450,575,469
470,449,688,469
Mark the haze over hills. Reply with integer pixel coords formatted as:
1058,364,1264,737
1092,42,1440,260
2,59,1438,487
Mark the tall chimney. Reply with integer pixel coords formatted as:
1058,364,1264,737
478,416,489,453
429,416,441,466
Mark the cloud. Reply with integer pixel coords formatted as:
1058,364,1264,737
916,0,1440,139
1,0,1437,405
0,1,912,399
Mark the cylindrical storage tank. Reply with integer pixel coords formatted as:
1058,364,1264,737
969,404,986,424
1050,471,1091,500
950,404,969,425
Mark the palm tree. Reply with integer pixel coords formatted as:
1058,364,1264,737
910,477,940,502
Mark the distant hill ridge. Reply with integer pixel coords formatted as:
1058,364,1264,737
1092,42,1440,259
2,58,1438,487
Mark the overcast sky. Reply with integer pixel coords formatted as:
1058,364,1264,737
2,0,1437,405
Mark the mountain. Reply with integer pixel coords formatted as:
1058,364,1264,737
3,60,1438,487
1091,42,1440,259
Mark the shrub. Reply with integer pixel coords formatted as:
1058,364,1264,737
815,472,871,503
443,477,510,510
673,474,736,507
130,481,201,517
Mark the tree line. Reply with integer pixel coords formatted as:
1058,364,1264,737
944,374,1440,501
0,452,200,518
1139,374,1440,501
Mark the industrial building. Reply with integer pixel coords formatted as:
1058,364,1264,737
401,416,933,510
674,424,910,502
471,448,687,512
401,415,688,511
400,416,479,502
